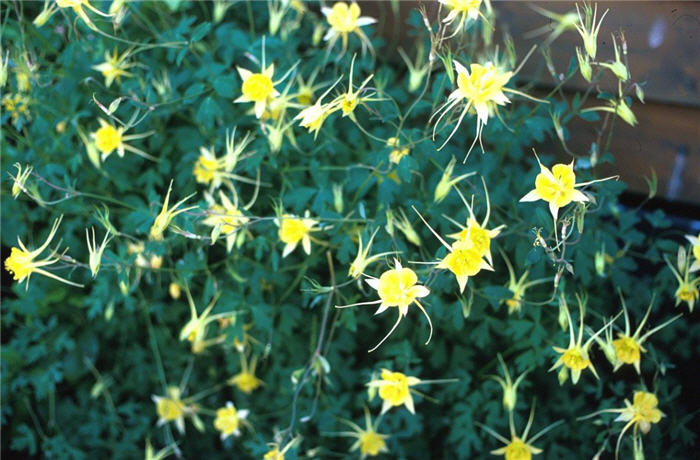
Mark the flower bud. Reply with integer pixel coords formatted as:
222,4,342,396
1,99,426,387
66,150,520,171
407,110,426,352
558,297,569,332
332,183,344,214
150,255,163,269
557,366,568,385
169,282,181,300
33,5,56,28
594,249,606,277
576,47,592,82
615,99,637,126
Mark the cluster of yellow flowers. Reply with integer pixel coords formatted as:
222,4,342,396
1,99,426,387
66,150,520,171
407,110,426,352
6,1,691,458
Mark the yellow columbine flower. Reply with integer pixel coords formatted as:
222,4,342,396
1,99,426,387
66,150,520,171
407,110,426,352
439,0,486,34
580,391,663,459
479,402,561,460
414,208,492,293
519,155,590,221
333,54,377,121
202,191,249,253
609,294,680,374
213,401,249,440
54,0,112,31
92,118,154,161
348,228,396,279
2,93,32,124
685,233,700,272
665,247,700,312
367,369,421,414
337,259,432,352
294,77,342,139
4,216,83,289
431,61,513,156
149,180,197,241
192,146,222,186
179,286,232,354
228,353,264,394
387,137,410,165
336,407,389,458
193,128,255,189
151,386,190,434
276,211,318,257
92,49,133,88
322,2,376,56
550,294,616,384
235,64,280,119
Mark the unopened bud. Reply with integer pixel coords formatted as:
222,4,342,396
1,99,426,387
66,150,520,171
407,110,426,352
576,47,592,82
557,366,569,385
169,282,181,299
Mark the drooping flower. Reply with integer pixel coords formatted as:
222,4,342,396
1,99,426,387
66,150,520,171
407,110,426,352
479,402,562,460
519,155,591,221
433,157,476,203
9,163,33,198
294,76,342,139
348,227,397,279
334,406,389,458
322,2,376,56
574,2,608,59
367,369,421,414
275,211,319,257
549,294,617,384
179,286,232,354
228,353,264,394
92,118,155,161
336,259,432,352
92,49,133,88
149,180,197,241
333,54,377,121
213,401,249,440
86,226,112,278
487,354,529,413
431,61,513,157
4,216,84,289
36,0,112,31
